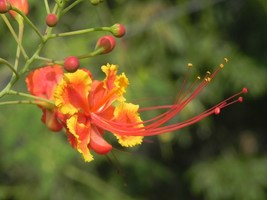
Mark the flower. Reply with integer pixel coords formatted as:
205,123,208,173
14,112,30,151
9,0,29,19
26,61,247,162
26,65,64,131
54,64,143,161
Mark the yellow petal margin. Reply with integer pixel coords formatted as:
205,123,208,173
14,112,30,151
114,103,143,147
54,70,92,115
101,64,129,96
67,115,94,162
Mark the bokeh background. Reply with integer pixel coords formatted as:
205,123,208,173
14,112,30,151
1,0,267,199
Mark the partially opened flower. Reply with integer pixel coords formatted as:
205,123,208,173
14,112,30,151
26,65,64,131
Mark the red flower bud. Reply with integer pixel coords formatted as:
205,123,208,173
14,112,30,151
9,0,29,18
95,36,116,54
111,23,126,38
0,0,10,13
46,13,58,27
64,56,80,72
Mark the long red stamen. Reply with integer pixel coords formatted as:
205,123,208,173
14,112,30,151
91,60,248,137
92,87,247,136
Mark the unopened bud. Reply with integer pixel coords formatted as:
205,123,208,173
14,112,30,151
9,0,29,19
110,23,126,38
46,13,58,27
64,56,80,72
95,36,116,54
0,0,10,13
90,0,103,6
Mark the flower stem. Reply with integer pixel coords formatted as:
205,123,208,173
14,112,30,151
14,20,24,71
77,48,104,59
0,14,28,60
44,0,51,14
49,27,111,39
8,90,55,105
10,7,44,41
62,0,83,15
0,100,42,106
35,56,58,64
0,58,19,78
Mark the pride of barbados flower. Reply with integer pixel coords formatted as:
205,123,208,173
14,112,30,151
26,61,247,162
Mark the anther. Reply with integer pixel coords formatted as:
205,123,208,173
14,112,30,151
206,71,211,75
219,64,224,68
205,77,211,82
238,97,243,102
188,63,193,68
214,107,220,115
224,58,228,63
242,87,248,93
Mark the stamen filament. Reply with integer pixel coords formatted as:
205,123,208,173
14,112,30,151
91,88,247,136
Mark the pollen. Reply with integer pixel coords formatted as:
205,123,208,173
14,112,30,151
205,77,211,82
224,57,229,63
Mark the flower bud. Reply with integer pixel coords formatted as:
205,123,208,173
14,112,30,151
90,0,103,6
9,0,29,18
42,109,63,132
111,23,126,38
64,56,80,72
46,13,58,27
95,36,116,54
0,0,10,13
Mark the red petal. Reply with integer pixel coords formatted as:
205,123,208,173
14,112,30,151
26,65,63,99
89,126,112,155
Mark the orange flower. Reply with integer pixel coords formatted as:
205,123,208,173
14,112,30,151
26,62,247,162
54,64,143,161
26,65,64,131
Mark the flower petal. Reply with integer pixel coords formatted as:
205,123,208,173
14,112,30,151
41,109,63,132
101,63,129,97
89,125,112,155
54,69,92,115
26,65,63,100
113,103,143,147
67,114,93,162
101,63,119,90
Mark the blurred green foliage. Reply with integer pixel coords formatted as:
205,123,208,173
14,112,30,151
0,0,267,199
